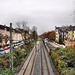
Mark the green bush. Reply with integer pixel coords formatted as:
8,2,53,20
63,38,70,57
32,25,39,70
55,47,61,51
0,41,34,74
0,70,13,75
66,51,75,67
50,47,75,75
61,68,75,75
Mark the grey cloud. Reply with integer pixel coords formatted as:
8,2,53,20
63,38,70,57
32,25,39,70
0,0,74,34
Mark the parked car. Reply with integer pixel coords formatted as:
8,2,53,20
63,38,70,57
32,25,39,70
21,41,24,44
7,45,10,48
12,44,15,47
7,45,15,49
0,52,5,55
17,43,20,46
4,47,9,50
14,46,18,49
14,44,18,46
0,48,4,51
32,39,34,41
25,40,30,44
19,43,23,46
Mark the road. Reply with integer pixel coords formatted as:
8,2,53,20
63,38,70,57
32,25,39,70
16,39,57,75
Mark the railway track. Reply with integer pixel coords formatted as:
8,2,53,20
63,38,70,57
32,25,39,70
17,40,57,75
18,45,37,75
40,41,51,75
23,48,36,75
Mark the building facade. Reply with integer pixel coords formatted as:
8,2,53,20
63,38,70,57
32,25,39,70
68,30,75,40
0,25,24,46
55,25,75,44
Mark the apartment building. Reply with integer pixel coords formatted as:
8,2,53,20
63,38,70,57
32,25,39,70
68,29,75,41
55,25,75,42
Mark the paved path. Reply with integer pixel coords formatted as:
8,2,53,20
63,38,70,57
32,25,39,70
17,39,57,75
49,42,59,48
46,42,65,48
46,42,59,50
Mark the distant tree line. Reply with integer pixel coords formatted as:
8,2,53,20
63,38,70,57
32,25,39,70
41,31,55,41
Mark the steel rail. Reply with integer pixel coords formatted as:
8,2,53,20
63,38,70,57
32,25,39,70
40,45,43,75
22,45,37,75
30,49,36,75
41,41,50,75
43,45,50,75
22,49,35,75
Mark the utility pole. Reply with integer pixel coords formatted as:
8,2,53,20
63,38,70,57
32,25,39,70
10,23,13,74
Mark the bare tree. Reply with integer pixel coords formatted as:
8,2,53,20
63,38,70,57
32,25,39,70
16,21,29,43
32,26,37,32
32,26,37,40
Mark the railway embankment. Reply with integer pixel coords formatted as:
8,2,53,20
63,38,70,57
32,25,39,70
45,42,75,75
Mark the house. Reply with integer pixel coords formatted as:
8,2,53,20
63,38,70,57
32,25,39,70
0,24,30,46
15,28,30,40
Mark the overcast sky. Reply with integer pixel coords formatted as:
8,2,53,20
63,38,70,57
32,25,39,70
0,0,75,35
